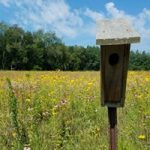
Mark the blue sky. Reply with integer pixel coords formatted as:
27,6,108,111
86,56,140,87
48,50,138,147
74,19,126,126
0,0,150,51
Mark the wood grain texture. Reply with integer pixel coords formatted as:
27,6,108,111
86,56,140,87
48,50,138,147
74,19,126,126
101,44,130,107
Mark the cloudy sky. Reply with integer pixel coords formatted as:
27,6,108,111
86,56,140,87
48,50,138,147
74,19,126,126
0,0,150,51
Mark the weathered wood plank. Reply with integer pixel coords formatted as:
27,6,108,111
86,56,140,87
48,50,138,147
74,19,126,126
96,19,140,45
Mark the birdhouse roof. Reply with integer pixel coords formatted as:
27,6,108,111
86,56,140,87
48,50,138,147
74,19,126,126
96,19,140,45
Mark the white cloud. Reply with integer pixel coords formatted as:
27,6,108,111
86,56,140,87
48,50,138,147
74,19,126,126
0,0,10,7
105,2,125,18
106,2,150,50
25,0,83,37
0,0,83,38
84,2,150,51
84,8,104,21
0,1,150,50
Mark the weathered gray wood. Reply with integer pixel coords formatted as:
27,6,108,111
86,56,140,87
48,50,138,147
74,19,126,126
101,44,130,107
96,19,140,45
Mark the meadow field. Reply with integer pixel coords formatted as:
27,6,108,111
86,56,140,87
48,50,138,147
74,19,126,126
0,71,150,150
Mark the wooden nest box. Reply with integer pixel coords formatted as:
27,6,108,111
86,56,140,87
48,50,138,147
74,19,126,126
96,19,140,107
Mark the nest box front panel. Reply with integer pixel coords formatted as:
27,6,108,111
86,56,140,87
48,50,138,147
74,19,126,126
101,44,130,107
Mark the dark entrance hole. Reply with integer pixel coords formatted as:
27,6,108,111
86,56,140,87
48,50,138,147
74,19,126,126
109,53,119,65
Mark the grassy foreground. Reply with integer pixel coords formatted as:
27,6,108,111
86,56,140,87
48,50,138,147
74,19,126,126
0,71,150,150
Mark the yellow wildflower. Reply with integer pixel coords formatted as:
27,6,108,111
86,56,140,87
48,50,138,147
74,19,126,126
88,82,93,86
137,94,142,99
51,108,57,116
12,132,17,138
138,134,146,140
145,77,150,82
26,98,31,102
70,80,75,84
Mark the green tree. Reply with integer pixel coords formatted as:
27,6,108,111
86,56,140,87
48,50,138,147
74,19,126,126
0,22,9,69
4,25,25,70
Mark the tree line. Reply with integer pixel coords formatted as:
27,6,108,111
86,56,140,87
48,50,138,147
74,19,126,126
0,22,150,71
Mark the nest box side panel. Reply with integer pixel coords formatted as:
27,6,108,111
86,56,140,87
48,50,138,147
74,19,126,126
101,44,130,107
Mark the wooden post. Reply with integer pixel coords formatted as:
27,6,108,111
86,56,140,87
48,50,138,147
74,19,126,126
96,18,140,150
